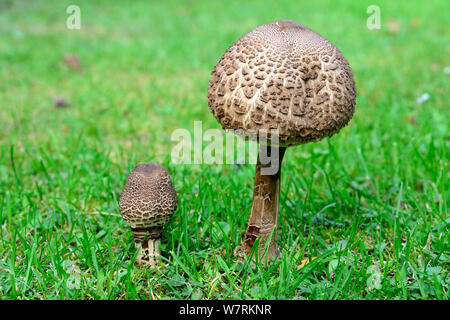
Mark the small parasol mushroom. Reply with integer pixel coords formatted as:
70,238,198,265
119,162,178,267
207,20,356,263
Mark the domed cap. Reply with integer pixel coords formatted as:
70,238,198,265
208,20,356,146
119,162,178,235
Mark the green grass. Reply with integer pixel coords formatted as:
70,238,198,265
0,0,448,300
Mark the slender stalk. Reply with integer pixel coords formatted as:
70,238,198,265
131,227,162,267
136,238,161,267
243,145,286,263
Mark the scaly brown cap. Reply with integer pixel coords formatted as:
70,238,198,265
119,162,178,242
208,20,356,146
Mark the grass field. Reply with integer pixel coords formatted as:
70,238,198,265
0,0,448,300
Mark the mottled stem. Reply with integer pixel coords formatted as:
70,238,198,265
243,145,286,263
136,238,161,267
131,227,162,267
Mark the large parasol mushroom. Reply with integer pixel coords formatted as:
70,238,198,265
207,20,356,262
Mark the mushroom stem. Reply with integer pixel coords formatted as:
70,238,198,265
131,227,162,267
243,145,286,262
136,238,161,267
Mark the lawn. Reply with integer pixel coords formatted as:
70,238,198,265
0,0,448,299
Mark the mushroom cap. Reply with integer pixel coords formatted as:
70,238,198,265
119,162,178,232
208,20,356,146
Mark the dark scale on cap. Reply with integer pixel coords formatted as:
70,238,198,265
208,20,356,146
119,162,178,241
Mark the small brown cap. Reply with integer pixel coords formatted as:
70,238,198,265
208,20,356,146
119,162,178,240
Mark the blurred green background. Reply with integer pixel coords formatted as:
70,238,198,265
0,0,448,299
